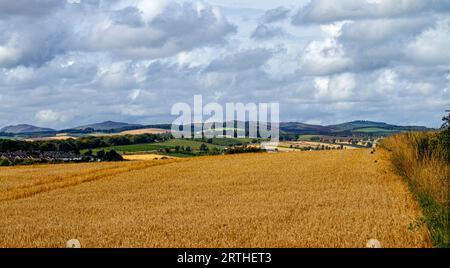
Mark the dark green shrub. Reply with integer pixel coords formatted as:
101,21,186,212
0,157,11,166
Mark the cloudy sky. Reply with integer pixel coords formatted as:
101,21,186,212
0,0,449,129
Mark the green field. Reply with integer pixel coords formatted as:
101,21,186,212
81,139,226,155
297,135,322,141
353,128,398,134
207,137,257,146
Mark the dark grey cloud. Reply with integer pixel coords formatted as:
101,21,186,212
339,17,433,45
0,0,449,129
292,0,450,25
296,11,450,76
110,7,145,27
103,2,235,59
0,16,70,68
0,0,64,17
251,24,286,40
260,6,290,23
0,1,237,67
334,17,438,72
146,2,237,56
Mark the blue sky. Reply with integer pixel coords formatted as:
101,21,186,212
0,0,449,129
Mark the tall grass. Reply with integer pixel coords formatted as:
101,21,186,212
380,131,449,248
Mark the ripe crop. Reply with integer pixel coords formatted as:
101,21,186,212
0,150,431,248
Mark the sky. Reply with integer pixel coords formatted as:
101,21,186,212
0,0,449,129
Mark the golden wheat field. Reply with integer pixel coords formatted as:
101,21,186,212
123,154,177,161
120,128,170,135
0,150,431,248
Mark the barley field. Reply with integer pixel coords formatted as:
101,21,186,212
0,150,431,248
120,128,170,135
123,154,176,161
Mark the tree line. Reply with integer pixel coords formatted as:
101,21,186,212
0,133,171,153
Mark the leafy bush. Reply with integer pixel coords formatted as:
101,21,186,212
104,150,123,161
225,146,262,155
94,150,123,162
199,143,209,152
0,157,11,166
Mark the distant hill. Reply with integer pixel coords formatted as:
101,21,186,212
324,120,429,136
174,120,429,137
275,120,431,136
280,122,331,135
70,121,143,131
327,120,393,132
327,120,427,132
0,120,431,138
0,124,55,134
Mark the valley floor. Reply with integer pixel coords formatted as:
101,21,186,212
0,150,431,248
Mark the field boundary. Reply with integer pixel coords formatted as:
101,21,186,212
379,131,449,248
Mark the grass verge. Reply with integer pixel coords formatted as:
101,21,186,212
380,131,449,248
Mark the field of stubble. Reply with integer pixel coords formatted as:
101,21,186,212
0,150,431,248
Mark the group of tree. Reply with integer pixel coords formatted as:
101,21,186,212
0,133,170,153
189,137,255,147
224,146,263,155
289,144,345,151
159,146,195,156
0,157,33,166
160,144,223,156
84,150,123,162
0,149,123,166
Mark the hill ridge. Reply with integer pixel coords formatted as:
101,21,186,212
0,124,55,134
0,120,431,135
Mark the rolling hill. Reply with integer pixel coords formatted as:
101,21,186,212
0,120,431,137
327,120,428,132
69,121,143,131
276,120,431,136
280,122,331,135
323,120,429,136
0,124,55,134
